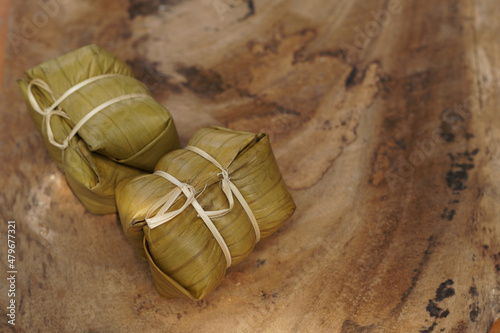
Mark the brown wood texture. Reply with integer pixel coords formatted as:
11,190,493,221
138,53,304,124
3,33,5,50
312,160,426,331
0,0,10,90
1,0,500,332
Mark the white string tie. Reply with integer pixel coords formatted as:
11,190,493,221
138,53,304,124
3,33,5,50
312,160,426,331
145,146,261,268
26,74,150,149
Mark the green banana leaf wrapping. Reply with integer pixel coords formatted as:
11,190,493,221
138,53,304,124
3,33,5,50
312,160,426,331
117,127,296,300
17,45,181,214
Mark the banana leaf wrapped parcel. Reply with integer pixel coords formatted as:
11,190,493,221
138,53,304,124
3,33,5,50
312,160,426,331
17,45,181,214
117,127,296,300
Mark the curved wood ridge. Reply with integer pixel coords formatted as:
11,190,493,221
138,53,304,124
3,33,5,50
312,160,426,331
1,0,499,331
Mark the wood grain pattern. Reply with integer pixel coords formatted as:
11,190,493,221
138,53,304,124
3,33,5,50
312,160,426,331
0,0,11,91
1,0,500,332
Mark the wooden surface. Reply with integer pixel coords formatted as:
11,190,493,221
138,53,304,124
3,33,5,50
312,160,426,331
0,0,10,91
1,0,500,332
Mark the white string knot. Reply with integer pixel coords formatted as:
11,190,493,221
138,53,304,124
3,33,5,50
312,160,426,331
27,78,72,149
26,74,150,150
145,146,261,268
